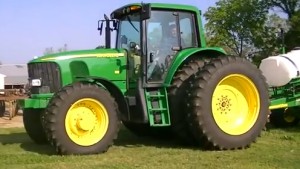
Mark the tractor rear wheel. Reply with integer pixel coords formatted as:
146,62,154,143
186,56,269,149
270,108,299,127
23,108,48,144
168,59,206,144
43,82,120,155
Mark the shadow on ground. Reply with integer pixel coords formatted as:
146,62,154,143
265,122,300,133
0,131,56,155
0,123,299,155
0,126,197,155
113,126,197,149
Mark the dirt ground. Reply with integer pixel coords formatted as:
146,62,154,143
0,113,24,128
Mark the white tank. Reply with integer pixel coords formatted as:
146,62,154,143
259,49,300,87
0,73,5,94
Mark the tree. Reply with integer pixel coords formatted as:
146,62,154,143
205,0,270,57
43,44,68,55
267,1,300,52
285,10,300,51
43,47,54,55
268,0,300,19
57,44,68,53
148,27,162,46
95,45,105,49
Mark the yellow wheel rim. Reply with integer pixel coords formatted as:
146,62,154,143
212,74,260,135
65,98,109,146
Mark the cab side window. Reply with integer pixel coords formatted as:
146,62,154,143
179,12,197,48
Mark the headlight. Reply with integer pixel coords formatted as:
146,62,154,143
31,79,42,86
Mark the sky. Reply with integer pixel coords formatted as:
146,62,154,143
0,0,216,64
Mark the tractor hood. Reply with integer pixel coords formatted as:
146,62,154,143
27,48,128,89
30,48,126,62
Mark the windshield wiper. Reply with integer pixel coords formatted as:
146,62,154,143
127,16,139,32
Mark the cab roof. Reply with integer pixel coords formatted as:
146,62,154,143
111,3,200,16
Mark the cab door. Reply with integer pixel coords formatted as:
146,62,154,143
146,10,198,84
117,14,142,90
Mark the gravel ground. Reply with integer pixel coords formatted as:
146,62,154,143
0,114,24,128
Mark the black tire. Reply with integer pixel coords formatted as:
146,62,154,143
23,108,48,144
270,108,299,127
168,59,206,144
43,82,120,155
186,56,269,150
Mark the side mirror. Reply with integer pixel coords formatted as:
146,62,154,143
113,20,118,30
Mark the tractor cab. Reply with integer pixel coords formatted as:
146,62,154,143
97,4,202,125
99,3,199,84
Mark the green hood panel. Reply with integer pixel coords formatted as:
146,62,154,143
30,49,126,62
28,49,128,87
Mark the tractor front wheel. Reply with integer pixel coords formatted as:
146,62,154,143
23,108,48,144
43,82,120,155
186,56,269,149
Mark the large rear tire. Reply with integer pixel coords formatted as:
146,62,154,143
270,108,299,127
168,59,206,144
186,56,269,149
23,108,48,144
43,82,120,155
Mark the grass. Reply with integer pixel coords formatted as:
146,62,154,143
0,125,300,169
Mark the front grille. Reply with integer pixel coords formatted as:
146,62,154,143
28,62,62,94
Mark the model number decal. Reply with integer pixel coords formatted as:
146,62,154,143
41,53,124,61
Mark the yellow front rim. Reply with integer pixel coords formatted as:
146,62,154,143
212,74,260,135
65,98,109,146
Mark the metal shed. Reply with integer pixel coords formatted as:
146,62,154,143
0,64,28,88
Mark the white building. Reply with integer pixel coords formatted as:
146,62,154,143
0,64,28,89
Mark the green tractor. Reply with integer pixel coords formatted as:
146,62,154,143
19,3,269,155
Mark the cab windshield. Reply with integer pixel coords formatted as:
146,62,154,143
116,13,141,51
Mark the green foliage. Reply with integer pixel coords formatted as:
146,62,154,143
268,0,300,19
251,14,287,58
148,27,162,47
204,0,270,57
285,10,300,51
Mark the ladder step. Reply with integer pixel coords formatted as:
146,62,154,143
150,108,167,111
145,88,170,126
147,95,165,98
